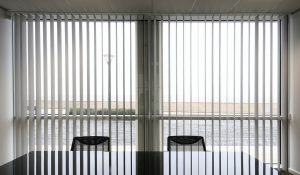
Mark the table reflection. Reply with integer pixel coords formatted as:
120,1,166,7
10,151,280,175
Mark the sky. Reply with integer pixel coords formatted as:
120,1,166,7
162,21,279,104
30,20,279,106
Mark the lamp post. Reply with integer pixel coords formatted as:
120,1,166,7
104,52,115,174
103,53,115,143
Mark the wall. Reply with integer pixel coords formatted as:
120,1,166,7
289,11,300,175
0,8,14,166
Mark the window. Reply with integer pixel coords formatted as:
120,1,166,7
13,15,282,167
160,17,280,163
14,15,137,153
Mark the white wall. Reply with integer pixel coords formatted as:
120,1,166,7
289,11,300,175
0,8,14,166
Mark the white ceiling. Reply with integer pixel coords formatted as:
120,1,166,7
0,0,299,14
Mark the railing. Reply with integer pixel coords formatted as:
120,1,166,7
16,114,281,166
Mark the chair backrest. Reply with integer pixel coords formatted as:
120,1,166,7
167,136,206,151
71,136,110,151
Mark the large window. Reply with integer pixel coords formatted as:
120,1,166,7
13,15,137,154
13,14,282,167
160,17,280,163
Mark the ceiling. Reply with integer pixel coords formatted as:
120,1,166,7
0,0,299,14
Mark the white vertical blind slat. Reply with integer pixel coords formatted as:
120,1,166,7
64,14,70,175
233,17,236,165
189,16,193,137
226,16,229,175
71,15,76,137
240,17,244,175
147,19,151,140
168,15,171,143
211,16,215,154
43,14,49,156
240,16,244,156
277,18,281,170
115,16,119,174
93,14,98,175
204,16,207,175
79,15,83,138
57,14,63,175
71,15,77,175
43,15,49,175
218,15,222,174
189,16,193,174
50,14,56,152
108,15,112,175
86,15,91,175
175,17,178,173
129,16,133,174
182,16,186,174
159,17,164,152
35,14,42,152
175,17,178,138
188,17,192,134
122,16,125,171
57,14,63,152
65,15,69,147
254,16,259,174
153,18,157,145
86,15,90,173
101,14,104,175
183,16,185,138
108,15,111,144
211,15,215,175
87,16,91,137
50,14,56,175
167,16,171,175
20,19,28,173
14,14,22,157
35,14,42,175
28,15,35,153
248,17,251,175
196,17,200,175
270,17,274,169
79,14,84,175
20,14,28,156
262,17,266,171
114,16,119,154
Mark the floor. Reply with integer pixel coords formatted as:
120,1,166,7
277,169,293,175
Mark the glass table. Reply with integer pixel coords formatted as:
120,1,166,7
1,151,282,175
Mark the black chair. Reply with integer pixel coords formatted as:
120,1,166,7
167,136,206,151
71,136,110,151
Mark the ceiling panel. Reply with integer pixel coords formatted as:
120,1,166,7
0,0,299,13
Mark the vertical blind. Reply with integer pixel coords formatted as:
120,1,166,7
159,15,281,175
14,14,137,175
13,13,283,175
